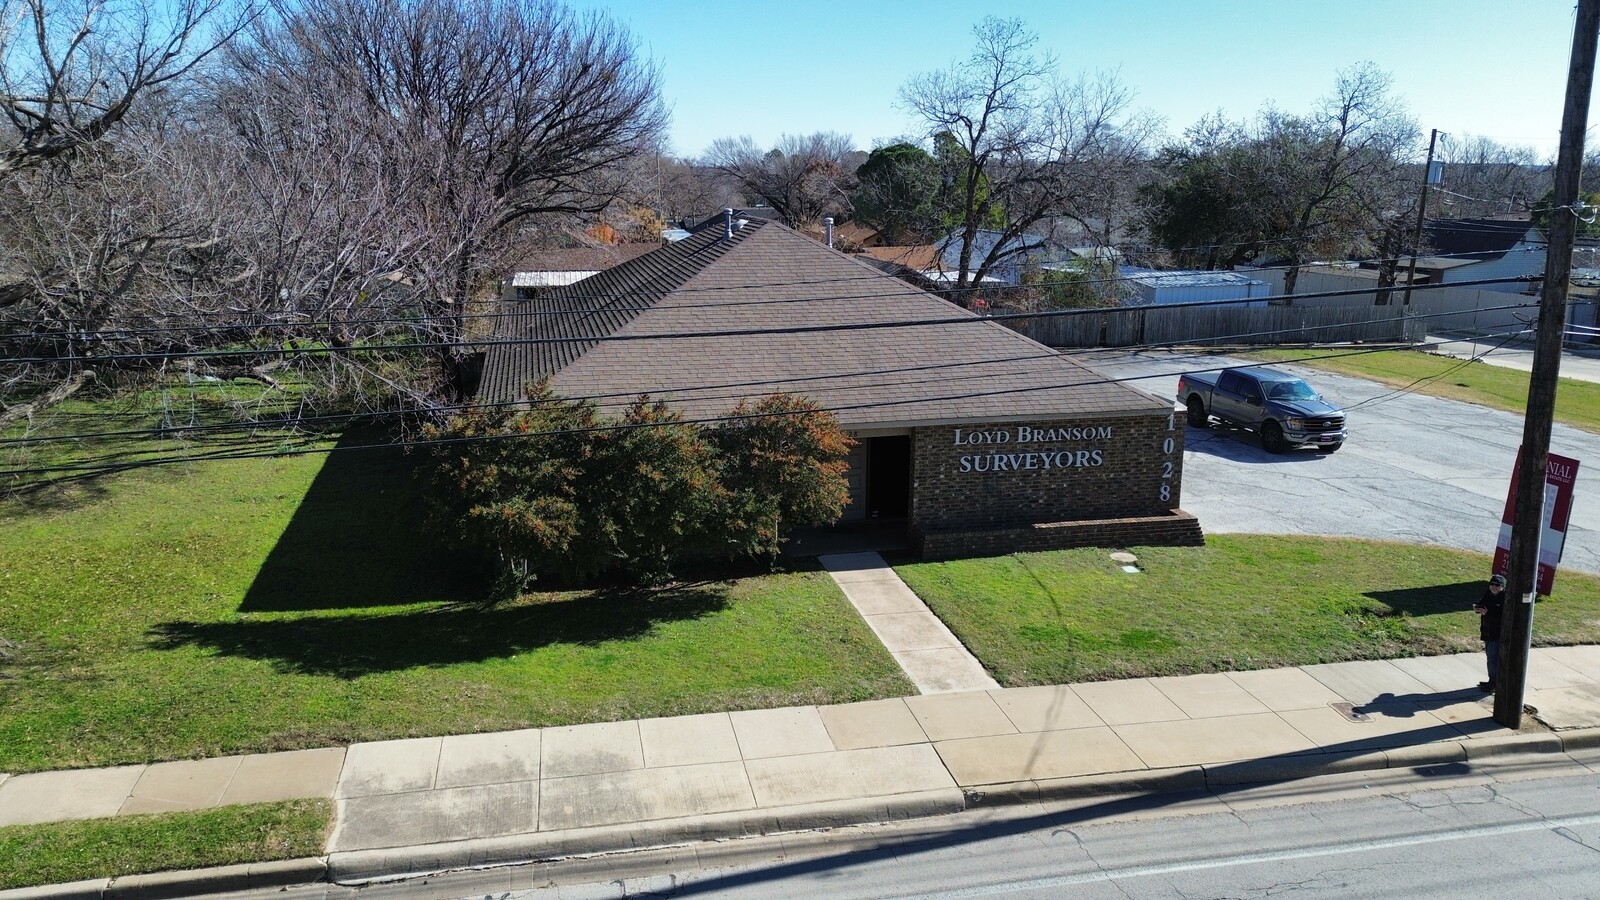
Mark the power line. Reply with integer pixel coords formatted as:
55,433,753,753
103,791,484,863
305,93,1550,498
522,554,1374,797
0,326,1544,480
0,242,1554,342
0,275,1544,367
0,297,1547,449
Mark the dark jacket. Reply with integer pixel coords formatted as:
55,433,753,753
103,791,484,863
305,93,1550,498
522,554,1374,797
1478,588,1505,642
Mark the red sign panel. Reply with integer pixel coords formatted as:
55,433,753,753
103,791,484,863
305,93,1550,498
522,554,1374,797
1494,448,1581,595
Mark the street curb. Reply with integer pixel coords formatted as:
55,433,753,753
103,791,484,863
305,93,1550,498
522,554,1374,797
325,789,967,883
12,730,1600,897
0,881,109,900
1557,726,1600,750
0,859,326,900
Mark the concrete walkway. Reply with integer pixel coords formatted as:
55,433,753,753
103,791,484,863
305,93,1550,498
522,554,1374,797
3,649,1599,887
1428,331,1600,384
820,551,999,693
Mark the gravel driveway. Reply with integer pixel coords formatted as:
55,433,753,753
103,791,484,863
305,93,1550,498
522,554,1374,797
1080,348,1600,577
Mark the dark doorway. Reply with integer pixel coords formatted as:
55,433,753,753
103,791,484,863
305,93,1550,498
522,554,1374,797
866,435,911,518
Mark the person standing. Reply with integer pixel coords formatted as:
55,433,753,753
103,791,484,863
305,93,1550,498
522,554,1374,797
1474,574,1507,692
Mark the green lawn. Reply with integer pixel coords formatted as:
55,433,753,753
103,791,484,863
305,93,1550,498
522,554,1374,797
0,800,331,890
0,430,912,773
1248,348,1600,433
894,536,1600,687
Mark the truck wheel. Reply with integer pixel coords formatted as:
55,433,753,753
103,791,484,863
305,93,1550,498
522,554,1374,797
1317,442,1342,454
1186,397,1208,427
1261,422,1287,454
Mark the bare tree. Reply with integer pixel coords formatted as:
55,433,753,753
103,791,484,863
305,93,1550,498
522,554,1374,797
1269,63,1417,294
222,0,666,399
0,0,247,177
900,18,1156,290
1436,134,1549,218
702,132,859,229
1139,64,1416,294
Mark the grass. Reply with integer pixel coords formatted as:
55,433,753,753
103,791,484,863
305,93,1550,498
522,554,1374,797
893,535,1600,687
0,423,912,773
1246,348,1600,433
0,799,331,890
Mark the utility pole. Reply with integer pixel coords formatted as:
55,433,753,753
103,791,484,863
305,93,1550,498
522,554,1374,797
1401,129,1442,306
1494,0,1600,729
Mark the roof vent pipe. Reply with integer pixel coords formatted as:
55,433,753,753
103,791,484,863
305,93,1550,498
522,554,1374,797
824,217,834,248
723,207,734,240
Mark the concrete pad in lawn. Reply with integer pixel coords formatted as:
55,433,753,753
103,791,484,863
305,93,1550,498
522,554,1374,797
331,781,535,852
639,713,742,768
989,685,1104,733
837,579,928,615
121,756,243,815
436,729,541,789
1148,673,1271,719
538,761,756,831
338,737,442,798
1536,645,1600,676
905,692,1017,741
220,748,344,806
540,721,643,779
1300,659,1433,704
1113,713,1317,768
1071,679,1187,726
1387,653,1485,693
1226,667,1345,711
729,706,834,760
892,649,1000,693
818,699,928,750
744,745,954,806
933,728,1146,786
1278,703,1460,753
0,765,143,826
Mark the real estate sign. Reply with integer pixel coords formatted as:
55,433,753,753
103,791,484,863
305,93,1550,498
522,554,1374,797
1493,448,1581,596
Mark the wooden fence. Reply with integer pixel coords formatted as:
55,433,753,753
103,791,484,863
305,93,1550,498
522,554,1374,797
1008,302,1425,348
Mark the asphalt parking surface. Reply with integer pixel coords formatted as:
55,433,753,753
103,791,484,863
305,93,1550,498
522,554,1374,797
1080,348,1600,577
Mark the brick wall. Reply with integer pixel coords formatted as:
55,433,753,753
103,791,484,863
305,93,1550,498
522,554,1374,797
910,412,1186,533
913,510,1206,561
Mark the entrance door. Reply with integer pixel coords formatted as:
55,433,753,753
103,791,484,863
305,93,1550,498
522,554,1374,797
866,435,911,518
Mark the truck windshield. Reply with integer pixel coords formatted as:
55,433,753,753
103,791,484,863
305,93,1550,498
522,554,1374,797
1265,380,1317,401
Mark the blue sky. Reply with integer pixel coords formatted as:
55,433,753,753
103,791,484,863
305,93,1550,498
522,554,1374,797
577,0,1590,161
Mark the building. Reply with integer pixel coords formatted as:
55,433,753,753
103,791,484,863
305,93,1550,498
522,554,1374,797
937,229,1051,286
1119,269,1271,306
479,216,1202,560
502,243,661,301
1408,216,1545,293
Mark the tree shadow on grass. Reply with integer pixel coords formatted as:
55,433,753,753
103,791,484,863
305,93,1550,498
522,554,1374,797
1364,581,1481,618
240,429,477,612
149,585,730,678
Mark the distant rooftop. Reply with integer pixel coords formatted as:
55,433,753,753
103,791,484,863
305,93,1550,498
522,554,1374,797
1121,269,1267,289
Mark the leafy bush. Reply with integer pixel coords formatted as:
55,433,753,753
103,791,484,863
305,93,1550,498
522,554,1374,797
421,388,852,589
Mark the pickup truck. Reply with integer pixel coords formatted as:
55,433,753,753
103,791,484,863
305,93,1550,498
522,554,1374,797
1177,366,1347,454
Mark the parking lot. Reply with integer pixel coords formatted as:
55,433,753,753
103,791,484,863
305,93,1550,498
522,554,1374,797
1080,349,1600,578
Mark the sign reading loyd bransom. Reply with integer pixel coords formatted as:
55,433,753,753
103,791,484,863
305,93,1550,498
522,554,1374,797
954,425,1113,473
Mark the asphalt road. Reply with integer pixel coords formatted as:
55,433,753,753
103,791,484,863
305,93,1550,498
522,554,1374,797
464,764,1600,900
1080,348,1600,577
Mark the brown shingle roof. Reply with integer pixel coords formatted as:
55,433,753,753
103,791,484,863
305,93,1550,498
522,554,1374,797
479,221,1166,428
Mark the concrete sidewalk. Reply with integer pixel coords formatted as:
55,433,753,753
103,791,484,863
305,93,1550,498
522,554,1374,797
3,648,1599,889
1427,331,1600,384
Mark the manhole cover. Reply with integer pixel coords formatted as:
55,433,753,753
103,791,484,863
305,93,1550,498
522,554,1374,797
1109,551,1138,564
1331,702,1371,722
